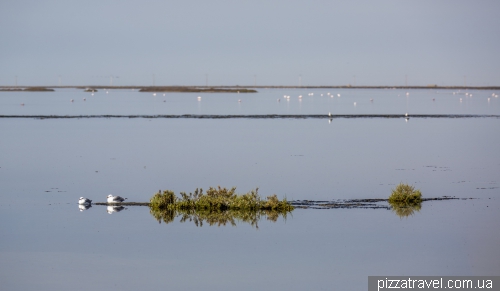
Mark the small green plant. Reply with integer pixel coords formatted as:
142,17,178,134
388,183,422,204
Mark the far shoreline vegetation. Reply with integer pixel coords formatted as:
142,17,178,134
1,85,500,92
0,87,54,92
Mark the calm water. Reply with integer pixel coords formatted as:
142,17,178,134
1,89,499,290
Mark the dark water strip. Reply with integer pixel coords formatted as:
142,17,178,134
1,114,499,119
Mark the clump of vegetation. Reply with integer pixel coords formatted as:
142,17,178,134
149,186,293,212
388,183,422,218
388,183,422,204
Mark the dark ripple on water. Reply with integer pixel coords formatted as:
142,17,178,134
1,114,500,119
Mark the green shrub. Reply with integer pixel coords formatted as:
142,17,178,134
388,183,422,204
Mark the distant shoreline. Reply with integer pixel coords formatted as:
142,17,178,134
1,85,499,92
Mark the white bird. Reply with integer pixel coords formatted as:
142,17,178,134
79,197,92,205
107,194,127,203
337,94,340,97
353,102,356,106
197,96,201,100
405,112,408,117
328,112,331,117
153,93,156,96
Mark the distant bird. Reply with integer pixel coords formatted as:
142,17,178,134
20,103,24,106
238,99,241,102
70,99,74,102
337,94,341,97
79,197,92,205
353,102,356,106
153,93,156,96
197,96,201,101
277,98,280,102
405,113,408,117
328,112,331,117
91,93,94,96
460,98,463,102
107,195,127,203
83,98,86,101
370,98,373,102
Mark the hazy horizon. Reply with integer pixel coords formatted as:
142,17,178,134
1,1,499,87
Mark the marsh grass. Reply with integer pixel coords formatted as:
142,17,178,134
388,183,422,218
149,186,293,212
149,187,292,227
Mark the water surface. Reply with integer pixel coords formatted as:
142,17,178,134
0,89,499,290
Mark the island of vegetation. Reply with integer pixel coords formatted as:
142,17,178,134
148,186,293,227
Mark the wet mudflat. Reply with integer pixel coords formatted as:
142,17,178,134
0,89,499,290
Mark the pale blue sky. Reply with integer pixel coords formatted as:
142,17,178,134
1,0,499,86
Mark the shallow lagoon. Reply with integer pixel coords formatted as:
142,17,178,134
0,89,499,290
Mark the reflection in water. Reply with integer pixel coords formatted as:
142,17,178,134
107,205,127,214
389,202,421,218
79,204,92,211
150,208,290,228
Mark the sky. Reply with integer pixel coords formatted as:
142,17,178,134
1,0,499,87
